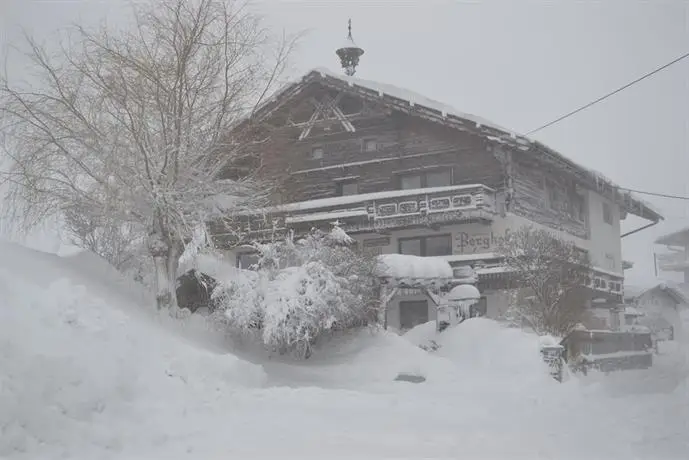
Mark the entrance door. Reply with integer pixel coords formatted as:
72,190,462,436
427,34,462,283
399,300,429,330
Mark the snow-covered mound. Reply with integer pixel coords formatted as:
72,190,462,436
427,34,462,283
404,318,554,392
0,242,266,458
261,328,462,390
2,240,688,459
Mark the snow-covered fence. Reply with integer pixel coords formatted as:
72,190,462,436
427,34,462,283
561,329,653,374
538,336,564,382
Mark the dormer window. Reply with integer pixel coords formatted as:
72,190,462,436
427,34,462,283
311,147,324,160
363,139,377,152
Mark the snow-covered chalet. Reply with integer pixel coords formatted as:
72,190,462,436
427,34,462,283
211,46,663,331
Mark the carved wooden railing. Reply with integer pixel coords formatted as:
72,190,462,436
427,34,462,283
282,184,497,232
214,185,497,245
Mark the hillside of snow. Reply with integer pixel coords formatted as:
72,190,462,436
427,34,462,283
1,241,688,459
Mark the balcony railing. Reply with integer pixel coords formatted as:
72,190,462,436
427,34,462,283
283,184,496,232
222,184,497,241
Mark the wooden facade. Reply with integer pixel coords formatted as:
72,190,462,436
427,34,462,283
260,85,504,205
218,69,661,247
509,155,589,239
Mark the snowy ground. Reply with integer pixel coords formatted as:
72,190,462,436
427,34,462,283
1,241,688,459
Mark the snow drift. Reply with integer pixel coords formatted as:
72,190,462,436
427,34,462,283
0,242,266,457
1,240,688,459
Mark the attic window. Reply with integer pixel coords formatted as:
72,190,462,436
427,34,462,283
363,139,377,152
311,147,324,160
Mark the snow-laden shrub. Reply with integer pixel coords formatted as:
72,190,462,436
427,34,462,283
212,225,379,358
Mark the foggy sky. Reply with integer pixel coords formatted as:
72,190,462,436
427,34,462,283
2,0,688,286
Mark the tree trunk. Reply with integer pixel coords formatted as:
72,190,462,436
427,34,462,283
153,254,176,309
148,223,183,311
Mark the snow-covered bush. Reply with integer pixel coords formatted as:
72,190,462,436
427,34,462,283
212,225,379,358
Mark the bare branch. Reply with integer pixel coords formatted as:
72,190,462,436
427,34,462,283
496,225,592,336
0,0,297,309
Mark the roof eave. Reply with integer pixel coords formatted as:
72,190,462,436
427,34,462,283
655,227,689,246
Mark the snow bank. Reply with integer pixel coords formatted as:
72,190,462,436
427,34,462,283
0,242,266,458
439,319,554,387
2,240,688,458
402,318,556,396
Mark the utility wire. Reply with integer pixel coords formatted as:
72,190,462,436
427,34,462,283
526,51,689,135
617,186,689,201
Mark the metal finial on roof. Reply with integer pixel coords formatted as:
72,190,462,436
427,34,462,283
336,18,364,76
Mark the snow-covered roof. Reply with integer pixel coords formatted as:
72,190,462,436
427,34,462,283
250,68,663,223
310,67,512,134
446,284,481,302
632,281,689,305
375,254,453,285
655,225,689,246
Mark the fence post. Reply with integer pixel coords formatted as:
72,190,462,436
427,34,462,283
540,345,564,382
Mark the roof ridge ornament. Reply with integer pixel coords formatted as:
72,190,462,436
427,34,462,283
336,19,364,76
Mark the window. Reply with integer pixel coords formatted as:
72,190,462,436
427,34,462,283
398,234,452,257
399,238,422,256
338,181,359,196
425,235,452,256
399,169,452,190
311,147,324,160
237,252,259,270
400,174,422,190
362,139,377,152
399,300,429,330
426,170,452,188
602,202,613,225
572,193,586,222
546,179,560,210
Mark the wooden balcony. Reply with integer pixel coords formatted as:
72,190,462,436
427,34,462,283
282,184,496,234
216,185,498,244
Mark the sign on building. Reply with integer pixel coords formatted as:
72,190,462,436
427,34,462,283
455,228,511,254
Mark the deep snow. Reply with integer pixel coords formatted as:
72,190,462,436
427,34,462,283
1,241,688,459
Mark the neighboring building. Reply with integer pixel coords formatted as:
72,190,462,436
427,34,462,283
655,226,689,283
212,37,664,331
625,282,689,340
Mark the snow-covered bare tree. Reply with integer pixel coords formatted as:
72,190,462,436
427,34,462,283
0,0,296,310
496,225,592,336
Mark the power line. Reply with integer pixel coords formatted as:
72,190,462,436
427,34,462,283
526,51,689,135
617,186,689,201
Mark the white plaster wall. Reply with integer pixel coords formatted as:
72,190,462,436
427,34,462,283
586,191,623,276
